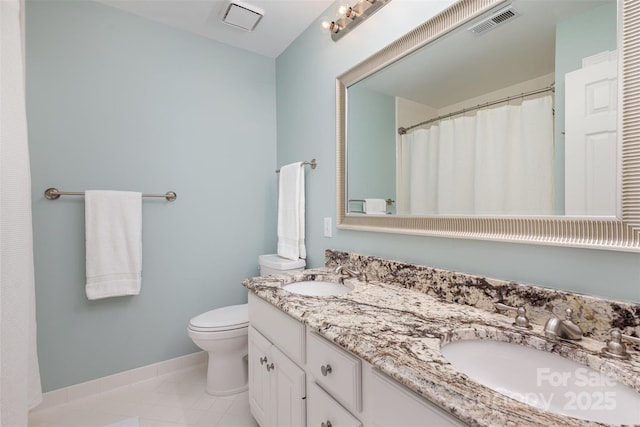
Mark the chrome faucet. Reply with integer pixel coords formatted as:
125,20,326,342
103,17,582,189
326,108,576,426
544,308,583,341
334,265,367,282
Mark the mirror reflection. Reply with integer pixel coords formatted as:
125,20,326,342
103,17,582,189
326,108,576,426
347,0,617,217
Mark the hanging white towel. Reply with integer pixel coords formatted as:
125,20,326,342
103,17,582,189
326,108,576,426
85,190,142,300
364,198,387,215
277,162,306,261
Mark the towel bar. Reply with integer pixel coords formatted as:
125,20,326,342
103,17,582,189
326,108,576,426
44,188,177,202
349,198,395,206
275,159,317,173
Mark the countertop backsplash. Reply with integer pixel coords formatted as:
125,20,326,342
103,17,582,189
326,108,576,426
325,250,640,342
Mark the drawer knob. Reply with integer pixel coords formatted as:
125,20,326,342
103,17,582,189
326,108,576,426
260,356,268,365
266,362,275,372
320,364,332,376
321,421,332,427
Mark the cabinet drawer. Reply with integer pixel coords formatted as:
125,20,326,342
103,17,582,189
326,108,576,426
307,331,361,412
307,383,361,427
249,292,305,365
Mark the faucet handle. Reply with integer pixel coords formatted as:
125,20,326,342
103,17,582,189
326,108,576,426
494,302,532,330
602,329,640,360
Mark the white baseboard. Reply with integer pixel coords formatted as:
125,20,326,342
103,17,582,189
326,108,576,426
34,351,207,411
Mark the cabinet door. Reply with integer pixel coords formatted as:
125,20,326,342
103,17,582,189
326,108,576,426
272,346,306,427
249,326,272,427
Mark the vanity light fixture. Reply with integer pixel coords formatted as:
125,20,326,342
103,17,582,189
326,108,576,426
321,0,391,41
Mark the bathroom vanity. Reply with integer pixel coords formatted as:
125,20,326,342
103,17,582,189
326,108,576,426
243,250,640,427
248,292,463,427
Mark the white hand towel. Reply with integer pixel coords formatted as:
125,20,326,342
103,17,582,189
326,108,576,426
277,162,306,260
364,198,387,215
85,190,142,300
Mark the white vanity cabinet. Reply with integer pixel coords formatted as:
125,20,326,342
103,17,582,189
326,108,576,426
248,294,306,427
248,292,467,427
308,382,362,427
361,364,467,427
307,331,361,413
305,330,464,427
307,330,363,427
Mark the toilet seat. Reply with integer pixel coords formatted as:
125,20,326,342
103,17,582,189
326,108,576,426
188,303,248,333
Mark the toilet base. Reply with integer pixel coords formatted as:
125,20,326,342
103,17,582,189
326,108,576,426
205,352,248,396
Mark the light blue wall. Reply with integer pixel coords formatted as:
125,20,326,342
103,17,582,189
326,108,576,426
346,85,395,208
276,1,640,304
26,0,640,394
26,0,276,392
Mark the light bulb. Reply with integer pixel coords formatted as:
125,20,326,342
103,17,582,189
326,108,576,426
336,2,358,20
320,16,340,34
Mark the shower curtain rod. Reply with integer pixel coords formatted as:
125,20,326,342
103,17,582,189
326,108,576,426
398,84,555,135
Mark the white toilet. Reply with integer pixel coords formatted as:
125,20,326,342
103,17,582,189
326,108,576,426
187,254,305,396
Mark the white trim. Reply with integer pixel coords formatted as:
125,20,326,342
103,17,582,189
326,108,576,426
33,351,207,411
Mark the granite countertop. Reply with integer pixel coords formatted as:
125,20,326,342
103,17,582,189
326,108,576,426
242,269,640,427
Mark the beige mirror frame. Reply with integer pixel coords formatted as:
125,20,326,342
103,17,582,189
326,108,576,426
336,0,640,252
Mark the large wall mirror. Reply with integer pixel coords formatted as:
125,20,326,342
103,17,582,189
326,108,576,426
337,0,640,251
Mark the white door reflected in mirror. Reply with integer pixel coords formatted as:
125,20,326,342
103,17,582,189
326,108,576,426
565,51,618,217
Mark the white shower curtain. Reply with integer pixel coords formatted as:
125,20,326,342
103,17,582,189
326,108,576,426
398,96,554,215
437,116,476,214
1,0,43,424
406,127,440,215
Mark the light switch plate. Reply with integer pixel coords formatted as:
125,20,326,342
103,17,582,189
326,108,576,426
323,217,332,238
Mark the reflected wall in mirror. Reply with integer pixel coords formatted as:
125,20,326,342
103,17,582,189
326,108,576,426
336,0,640,251
347,0,617,217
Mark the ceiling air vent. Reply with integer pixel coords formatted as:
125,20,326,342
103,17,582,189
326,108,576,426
468,6,519,35
221,1,264,31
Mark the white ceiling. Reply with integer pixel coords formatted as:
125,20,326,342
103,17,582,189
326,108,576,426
360,0,611,108
96,0,335,58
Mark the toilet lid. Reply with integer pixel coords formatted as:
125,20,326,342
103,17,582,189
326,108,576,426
189,304,249,332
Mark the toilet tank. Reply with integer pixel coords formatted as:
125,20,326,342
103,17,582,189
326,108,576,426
258,254,306,276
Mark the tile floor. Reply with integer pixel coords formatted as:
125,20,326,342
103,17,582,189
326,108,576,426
28,364,259,427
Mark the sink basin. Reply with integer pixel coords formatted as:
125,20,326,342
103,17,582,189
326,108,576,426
441,339,640,425
281,281,354,297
